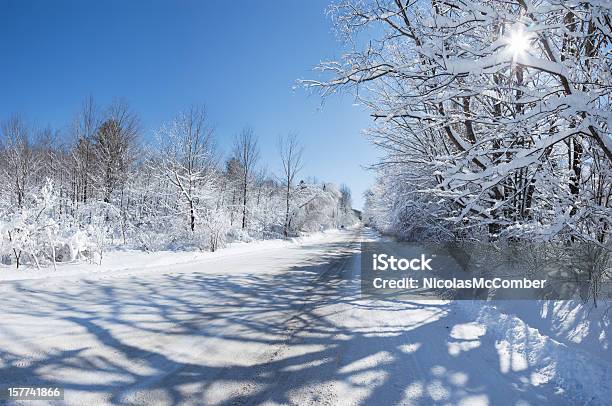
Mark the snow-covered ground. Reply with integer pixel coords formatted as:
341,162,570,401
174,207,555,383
0,231,339,283
0,228,609,405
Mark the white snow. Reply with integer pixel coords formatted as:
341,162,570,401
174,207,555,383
0,229,609,405
0,229,341,283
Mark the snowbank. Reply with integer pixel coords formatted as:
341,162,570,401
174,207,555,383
0,229,344,283
458,300,611,405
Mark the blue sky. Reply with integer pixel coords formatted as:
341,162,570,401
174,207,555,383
0,0,376,209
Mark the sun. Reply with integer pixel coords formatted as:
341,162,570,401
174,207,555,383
506,29,531,56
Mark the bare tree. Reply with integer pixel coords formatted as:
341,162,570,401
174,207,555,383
278,133,304,237
223,157,242,226
71,96,100,204
339,184,352,214
233,127,260,230
0,115,40,208
94,99,139,203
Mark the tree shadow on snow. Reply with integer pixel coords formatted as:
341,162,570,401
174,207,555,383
0,238,572,405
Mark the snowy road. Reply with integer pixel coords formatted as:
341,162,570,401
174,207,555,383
0,229,578,405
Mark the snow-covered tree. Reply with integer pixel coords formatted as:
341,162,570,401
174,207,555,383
305,0,611,243
0,99,357,267
154,107,217,234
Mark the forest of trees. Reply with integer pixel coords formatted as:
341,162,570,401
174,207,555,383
307,0,611,245
0,98,357,269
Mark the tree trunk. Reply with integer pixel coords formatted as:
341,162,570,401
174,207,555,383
242,172,248,229
189,200,196,232
284,183,290,237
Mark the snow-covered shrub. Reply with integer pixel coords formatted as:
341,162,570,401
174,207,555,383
0,180,116,268
0,179,59,268
202,207,231,252
133,222,175,252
